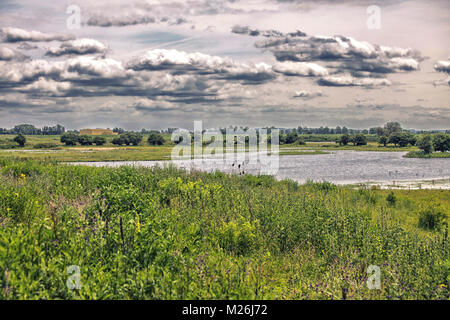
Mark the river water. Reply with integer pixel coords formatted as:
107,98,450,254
70,151,450,188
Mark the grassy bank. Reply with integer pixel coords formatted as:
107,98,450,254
405,151,450,159
0,159,448,299
0,134,420,163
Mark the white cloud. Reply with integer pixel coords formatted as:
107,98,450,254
293,90,323,99
46,39,108,57
127,49,275,83
434,60,450,74
273,61,328,76
318,74,391,87
1,27,74,43
0,46,27,61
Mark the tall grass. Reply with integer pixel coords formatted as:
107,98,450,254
0,160,448,299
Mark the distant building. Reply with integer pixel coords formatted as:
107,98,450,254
79,129,118,136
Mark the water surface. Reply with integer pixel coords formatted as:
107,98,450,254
70,151,450,187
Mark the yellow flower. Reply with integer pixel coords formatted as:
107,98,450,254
20,173,26,179
136,218,141,233
6,208,11,213
14,193,19,197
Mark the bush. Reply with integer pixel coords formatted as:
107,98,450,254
93,136,107,146
418,206,447,231
217,218,259,255
78,135,93,146
386,192,397,206
111,136,125,146
416,135,433,154
285,132,299,144
13,134,26,147
379,136,388,146
433,133,450,153
33,143,59,149
148,133,165,146
351,134,367,146
61,132,79,146
296,137,306,145
339,134,350,146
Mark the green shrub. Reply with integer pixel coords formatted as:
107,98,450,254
217,217,259,255
386,192,397,206
33,143,59,149
418,205,447,231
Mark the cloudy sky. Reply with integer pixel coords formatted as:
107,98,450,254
0,0,449,130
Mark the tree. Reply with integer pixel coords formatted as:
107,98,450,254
112,133,143,146
416,135,433,154
388,132,402,147
111,136,125,146
285,132,299,144
124,132,143,146
374,127,386,137
384,122,402,136
13,124,41,135
339,134,350,146
78,135,93,146
147,133,165,146
351,134,367,146
93,136,107,146
379,136,388,146
296,137,306,145
398,132,416,147
432,133,450,152
113,127,125,134
60,132,79,146
13,134,26,147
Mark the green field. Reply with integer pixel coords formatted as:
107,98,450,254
0,134,419,163
0,159,448,299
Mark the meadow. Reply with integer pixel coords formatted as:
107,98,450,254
0,134,419,163
0,159,448,299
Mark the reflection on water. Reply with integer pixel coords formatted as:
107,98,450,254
70,151,450,187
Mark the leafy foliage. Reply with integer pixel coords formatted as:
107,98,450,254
0,160,448,300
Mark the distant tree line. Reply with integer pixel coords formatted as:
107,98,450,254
0,124,65,135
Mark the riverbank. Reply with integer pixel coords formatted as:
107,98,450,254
405,151,450,158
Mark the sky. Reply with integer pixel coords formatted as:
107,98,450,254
0,0,449,130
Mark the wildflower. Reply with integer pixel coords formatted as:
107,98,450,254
20,173,26,179
14,193,19,197
6,208,11,213
136,217,141,233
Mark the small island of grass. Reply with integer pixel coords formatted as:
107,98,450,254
405,151,450,158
